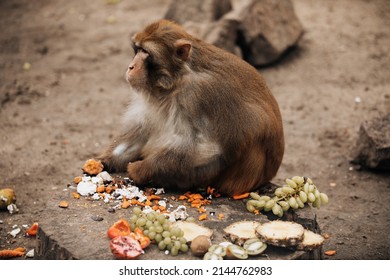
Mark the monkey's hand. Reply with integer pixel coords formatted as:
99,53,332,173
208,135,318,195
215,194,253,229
127,161,151,185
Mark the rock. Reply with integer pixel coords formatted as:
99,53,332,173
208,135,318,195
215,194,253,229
351,113,390,170
231,0,303,65
164,0,303,66
164,0,232,25
183,17,241,57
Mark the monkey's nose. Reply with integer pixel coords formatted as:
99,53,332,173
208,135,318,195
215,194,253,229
129,65,135,70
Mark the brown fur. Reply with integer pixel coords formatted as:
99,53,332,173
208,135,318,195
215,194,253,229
98,19,284,195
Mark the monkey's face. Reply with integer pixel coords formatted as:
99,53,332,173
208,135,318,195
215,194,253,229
126,46,150,91
127,21,193,93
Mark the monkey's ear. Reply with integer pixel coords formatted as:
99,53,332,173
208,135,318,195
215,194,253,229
174,39,192,61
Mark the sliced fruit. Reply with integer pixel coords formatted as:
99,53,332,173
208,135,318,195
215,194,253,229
173,221,213,242
223,221,261,246
243,238,267,255
110,236,143,260
107,219,131,239
256,220,304,247
226,244,248,259
296,229,325,251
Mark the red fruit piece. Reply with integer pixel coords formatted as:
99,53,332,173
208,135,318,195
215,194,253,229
110,236,143,260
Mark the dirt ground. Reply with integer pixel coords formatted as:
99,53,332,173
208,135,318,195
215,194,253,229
0,0,389,260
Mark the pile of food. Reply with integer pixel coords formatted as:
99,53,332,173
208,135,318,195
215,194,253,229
63,159,330,260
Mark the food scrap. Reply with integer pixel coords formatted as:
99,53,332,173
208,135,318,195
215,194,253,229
58,201,69,208
232,192,250,200
110,236,143,260
26,222,39,236
107,219,131,239
82,158,104,175
0,247,26,259
324,250,337,256
0,188,16,210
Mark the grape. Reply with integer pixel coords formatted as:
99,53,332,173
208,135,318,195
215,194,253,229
312,199,321,209
296,197,304,208
158,241,166,250
254,200,266,208
250,192,261,200
275,187,284,197
146,212,155,221
180,244,189,253
136,217,146,227
149,226,156,232
308,184,315,193
163,237,172,245
278,201,290,211
288,197,298,209
162,223,170,231
282,186,295,194
314,189,321,199
171,227,181,237
259,195,271,201
155,225,164,233
143,229,150,236
157,215,166,224
247,200,258,206
130,214,138,223
130,223,136,231
148,231,156,240
162,231,171,238
246,203,255,212
303,183,310,194
264,199,275,211
292,176,304,185
155,233,163,243
145,220,153,228
133,206,142,215
171,247,179,256
320,193,329,205
179,237,187,244
174,240,181,249
307,192,316,203
299,191,308,203
286,178,297,189
272,203,282,216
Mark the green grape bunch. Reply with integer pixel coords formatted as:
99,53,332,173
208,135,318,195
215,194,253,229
246,176,329,217
130,207,189,256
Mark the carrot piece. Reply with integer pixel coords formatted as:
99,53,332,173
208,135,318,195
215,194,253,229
0,248,25,259
232,193,250,200
144,200,153,206
198,214,208,221
122,199,131,209
26,223,39,236
325,250,337,256
147,195,161,201
59,201,69,208
96,185,105,193
152,205,159,211
198,207,206,213
218,213,224,220
72,192,81,199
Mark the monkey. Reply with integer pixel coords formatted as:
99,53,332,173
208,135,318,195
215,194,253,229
98,19,284,196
